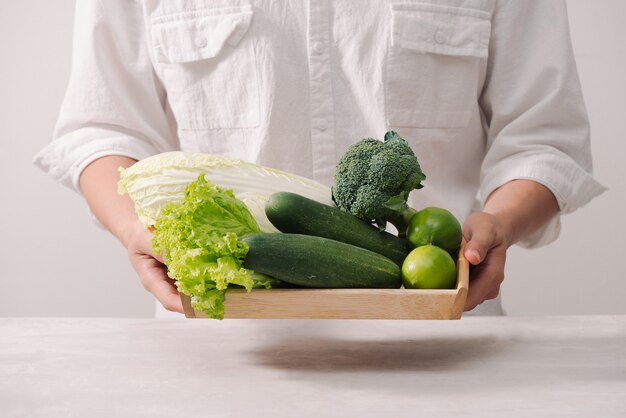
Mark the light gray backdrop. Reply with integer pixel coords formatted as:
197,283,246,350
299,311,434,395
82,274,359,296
1,0,624,317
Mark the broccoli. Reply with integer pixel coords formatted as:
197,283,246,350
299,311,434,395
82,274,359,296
332,131,426,234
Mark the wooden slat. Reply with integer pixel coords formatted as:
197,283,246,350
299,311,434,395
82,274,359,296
181,291,196,318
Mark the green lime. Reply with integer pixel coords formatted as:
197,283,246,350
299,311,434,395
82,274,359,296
401,245,457,289
406,207,462,253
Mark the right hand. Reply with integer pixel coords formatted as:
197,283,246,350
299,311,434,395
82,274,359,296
124,221,184,313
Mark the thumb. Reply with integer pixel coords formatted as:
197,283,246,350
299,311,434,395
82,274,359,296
136,227,165,264
462,214,493,265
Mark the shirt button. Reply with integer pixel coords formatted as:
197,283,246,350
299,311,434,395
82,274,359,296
312,42,324,55
316,120,328,131
195,35,208,48
434,29,446,44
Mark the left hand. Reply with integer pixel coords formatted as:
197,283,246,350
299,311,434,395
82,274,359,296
462,212,510,311
124,221,184,313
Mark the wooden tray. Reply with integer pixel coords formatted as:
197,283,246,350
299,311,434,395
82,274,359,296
181,241,469,320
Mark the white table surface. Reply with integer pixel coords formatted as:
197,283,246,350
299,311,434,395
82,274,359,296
1,316,625,418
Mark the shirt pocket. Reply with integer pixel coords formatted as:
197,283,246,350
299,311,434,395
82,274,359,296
386,3,491,128
150,5,259,130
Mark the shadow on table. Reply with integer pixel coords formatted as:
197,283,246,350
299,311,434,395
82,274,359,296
248,334,507,372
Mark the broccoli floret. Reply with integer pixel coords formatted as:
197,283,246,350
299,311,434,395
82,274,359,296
332,131,426,233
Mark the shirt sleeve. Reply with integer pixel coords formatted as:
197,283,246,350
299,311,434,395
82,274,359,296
33,0,179,193
478,0,606,248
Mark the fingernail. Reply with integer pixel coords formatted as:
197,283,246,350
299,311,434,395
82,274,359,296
467,249,481,264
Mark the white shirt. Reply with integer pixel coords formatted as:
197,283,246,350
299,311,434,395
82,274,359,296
34,0,605,316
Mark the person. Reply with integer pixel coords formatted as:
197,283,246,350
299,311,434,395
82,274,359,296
34,0,605,316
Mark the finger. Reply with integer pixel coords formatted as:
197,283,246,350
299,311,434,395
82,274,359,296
465,271,502,311
152,251,165,265
464,247,506,311
135,228,165,264
485,286,500,300
135,256,184,313
463,217,497,266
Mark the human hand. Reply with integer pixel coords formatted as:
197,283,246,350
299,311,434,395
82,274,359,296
462,212,510,311
124,221,183,313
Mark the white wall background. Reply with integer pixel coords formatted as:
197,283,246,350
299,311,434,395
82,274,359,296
1,0,624,317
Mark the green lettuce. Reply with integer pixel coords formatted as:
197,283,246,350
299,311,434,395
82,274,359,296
152,175,270,319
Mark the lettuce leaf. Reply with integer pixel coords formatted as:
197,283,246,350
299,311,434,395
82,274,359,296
152,175,269,319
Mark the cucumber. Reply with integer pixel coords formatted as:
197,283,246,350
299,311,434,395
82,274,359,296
240,233,402,289
265,192,409,265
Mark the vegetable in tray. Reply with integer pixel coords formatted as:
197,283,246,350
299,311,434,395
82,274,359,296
119,131,463,319
241,233,402,289
332,131,426,233
265,191,409,265
151,175,271,319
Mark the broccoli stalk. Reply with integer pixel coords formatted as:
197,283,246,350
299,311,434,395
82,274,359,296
332,131,426,235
